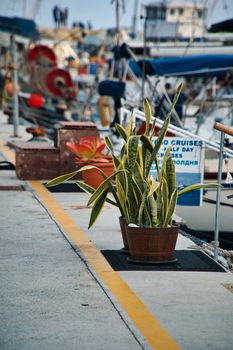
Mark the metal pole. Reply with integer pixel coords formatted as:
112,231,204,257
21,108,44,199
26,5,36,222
213,131,225,260
141,14,147,100
10,35,19,137
115,0,120,46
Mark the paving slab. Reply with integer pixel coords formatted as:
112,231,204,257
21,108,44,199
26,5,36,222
0,175,145,350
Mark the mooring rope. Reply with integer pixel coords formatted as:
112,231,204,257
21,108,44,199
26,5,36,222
189,241,233,270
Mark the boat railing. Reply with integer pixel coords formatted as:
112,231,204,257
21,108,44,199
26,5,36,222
213,122,233,261
120,107,233,159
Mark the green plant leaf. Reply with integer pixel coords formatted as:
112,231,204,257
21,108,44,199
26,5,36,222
46,170,79,187
178,183,220,197
76,180,95,193
104,135,114,153
76,180,117,207
120,143,126,159
161,178,169,220
104,135,120,168
148,194,157,227
149,118,157,140
138,190,147,226
127,136,139,174
145,83,183,177
115,123,127,141
147,176,160,197
143,98,152,135
88,187,109,229
116,178,129,219
127,110,135,138
163,189,178,227
140,135,154,153
165,154,176,200
87,169,124,206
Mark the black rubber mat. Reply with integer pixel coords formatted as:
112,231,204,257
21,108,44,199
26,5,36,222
101,250,226,272
44,182,83,192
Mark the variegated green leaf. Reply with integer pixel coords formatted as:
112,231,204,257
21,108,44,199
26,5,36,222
104,135,120,168
138,191,147,226
147,176,160,197
88,188,109,229
76,180,117,207
145,83,183,177
165,154,176,200
46,169,79,187
120,143,126,159
149,118,157,140
87,169,124,206
178,183,220,197
127,136,139,174
163,189,178,227
127,110,135,137
140,135,154,153
143,98,152,135
104,135,114,153
148,194,157,227
161,178,169,219
115,123,127,141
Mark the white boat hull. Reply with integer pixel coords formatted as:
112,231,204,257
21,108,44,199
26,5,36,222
176,187,233,233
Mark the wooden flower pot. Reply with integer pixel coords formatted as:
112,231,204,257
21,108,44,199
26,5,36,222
119,216,129,254
125,225,179,263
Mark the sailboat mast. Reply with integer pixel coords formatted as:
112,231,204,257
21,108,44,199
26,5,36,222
115,0,120,46
131,0,139,38
23,0,28,18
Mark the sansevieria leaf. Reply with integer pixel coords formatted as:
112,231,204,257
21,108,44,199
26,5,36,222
88,187,109,229
115,123,127,141
147,176,160,197
127,136,139,174
127,110,135,138
87,169,124,206
178,183,219,197
104,135,120,168
145,83,183,177
76,180,117,207
46,166,97,187
143,98,152,135
104,135,114,153
140,135,154,153
163,189,178,227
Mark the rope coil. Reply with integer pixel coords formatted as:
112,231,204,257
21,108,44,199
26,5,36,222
189,241,233,270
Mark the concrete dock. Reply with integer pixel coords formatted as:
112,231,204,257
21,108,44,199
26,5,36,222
1,112,233,350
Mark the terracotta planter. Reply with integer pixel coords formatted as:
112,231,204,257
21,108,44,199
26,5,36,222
81,161,114,189
119,216,129,254
125,225,179,263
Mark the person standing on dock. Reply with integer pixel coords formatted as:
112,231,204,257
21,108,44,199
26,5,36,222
63,8,68,27
52,5,60,28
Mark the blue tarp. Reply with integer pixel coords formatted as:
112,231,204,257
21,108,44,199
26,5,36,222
0,16,39,39
129,55,233,77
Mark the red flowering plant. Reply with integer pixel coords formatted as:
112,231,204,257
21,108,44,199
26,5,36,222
66,136,111,165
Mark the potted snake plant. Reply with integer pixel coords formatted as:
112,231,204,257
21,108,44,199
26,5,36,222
47,83,218,263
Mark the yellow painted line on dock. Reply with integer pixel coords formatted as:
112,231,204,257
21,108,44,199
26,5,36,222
0,141,181,350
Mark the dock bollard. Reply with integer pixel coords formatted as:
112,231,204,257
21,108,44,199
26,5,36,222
213,122,233,260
